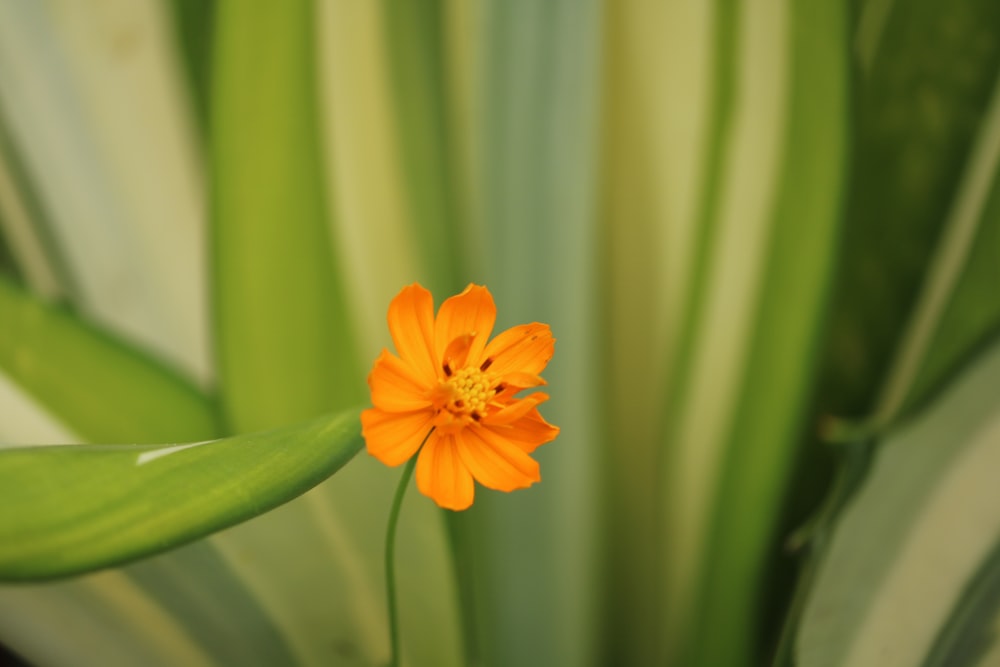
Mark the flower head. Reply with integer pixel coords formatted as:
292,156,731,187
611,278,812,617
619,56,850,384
361,284,559,510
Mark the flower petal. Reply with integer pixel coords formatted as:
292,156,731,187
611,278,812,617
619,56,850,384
457,426,540,492
361,408,434,466
369,350,432,412
388,284,437,381
442,333,474,375
481,323,554,378
434,285,496,369
483,392,549,426
493,408,559,454
416,434,475,510
498,372,547,390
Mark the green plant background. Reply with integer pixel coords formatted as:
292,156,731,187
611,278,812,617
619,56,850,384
0,1,999,666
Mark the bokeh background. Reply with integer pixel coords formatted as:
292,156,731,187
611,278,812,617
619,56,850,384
1,1,999,666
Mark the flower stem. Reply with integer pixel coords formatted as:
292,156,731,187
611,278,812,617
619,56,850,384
384,429,432,667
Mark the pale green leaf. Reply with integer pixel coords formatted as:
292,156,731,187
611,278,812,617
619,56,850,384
796,336,1000,667
600,3,713,662
464,2,603,666
0,538,300,667
315,0,424,362
0,0,211,383
922,537,1000,667
0,371,77,444
0,120,67,299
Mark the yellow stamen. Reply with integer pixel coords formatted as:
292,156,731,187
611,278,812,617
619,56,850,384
445,366,493,416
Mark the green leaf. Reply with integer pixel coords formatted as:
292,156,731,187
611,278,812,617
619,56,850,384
850,62,1000,432
466,2,604,666
600,3,715,662
0,119,68,298
795,335,1000,666
211,0,360,432
0,278,218,443
167,0,215,139
210,7,464,667
923,536,1000,667
314,1,427,361
659,2,848,665
0,1,212,382
821,0,1000,418
382,0,465,295
0,409,362,582
779,4,1000,664
904,103,1000,414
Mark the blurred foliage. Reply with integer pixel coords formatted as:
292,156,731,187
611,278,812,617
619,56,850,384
168,0,214,136
822,0,1000,417
0,1,998,666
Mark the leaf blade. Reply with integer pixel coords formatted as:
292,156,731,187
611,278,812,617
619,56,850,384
211,0,360,432
796,336,1000,666
659,2,849,665
0,278,218,443
0,409,363,581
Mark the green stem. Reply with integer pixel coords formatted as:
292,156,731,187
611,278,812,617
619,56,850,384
385,428,433,667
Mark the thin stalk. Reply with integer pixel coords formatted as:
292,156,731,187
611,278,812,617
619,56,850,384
384,428,433,667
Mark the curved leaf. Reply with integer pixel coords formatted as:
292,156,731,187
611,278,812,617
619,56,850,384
0,277,218,444
0,0,211,383
923,536,1000,667
0,409,362,581
796,335,1000,666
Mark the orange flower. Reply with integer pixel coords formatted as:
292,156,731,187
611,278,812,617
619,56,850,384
361,283,559,510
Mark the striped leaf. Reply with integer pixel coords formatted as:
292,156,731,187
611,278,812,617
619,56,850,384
658,2,848,665
779,3,1000,664
796,336,1000,666
0,0,211,384
463,2,604,666
210,3,464,666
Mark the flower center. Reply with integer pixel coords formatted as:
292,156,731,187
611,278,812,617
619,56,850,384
444,366,493,417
